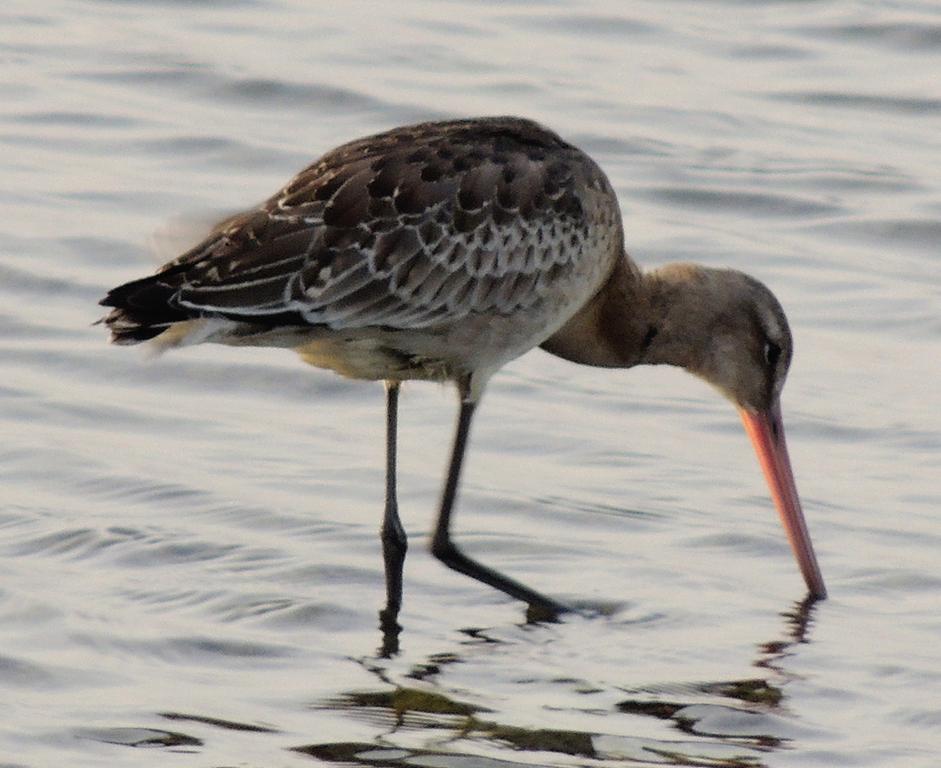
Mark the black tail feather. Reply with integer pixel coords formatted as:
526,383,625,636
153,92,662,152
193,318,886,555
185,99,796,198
99,273,190,345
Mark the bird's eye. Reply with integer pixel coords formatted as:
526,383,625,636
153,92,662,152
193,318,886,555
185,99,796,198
764,340,782,369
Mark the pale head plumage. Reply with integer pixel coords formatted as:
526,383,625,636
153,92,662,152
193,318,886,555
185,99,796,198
641,264,794,412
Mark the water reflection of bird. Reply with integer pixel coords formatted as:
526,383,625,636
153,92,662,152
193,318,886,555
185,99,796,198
100,117,826,622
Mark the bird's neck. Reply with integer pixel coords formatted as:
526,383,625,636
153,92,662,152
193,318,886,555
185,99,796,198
540,257,707,372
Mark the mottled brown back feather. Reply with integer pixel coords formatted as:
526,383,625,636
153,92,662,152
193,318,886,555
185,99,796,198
100,117,619,342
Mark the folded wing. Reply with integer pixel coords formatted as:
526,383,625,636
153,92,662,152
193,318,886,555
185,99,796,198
101,117,605,344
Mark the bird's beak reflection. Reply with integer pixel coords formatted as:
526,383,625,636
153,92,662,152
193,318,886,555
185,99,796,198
739,401,827,599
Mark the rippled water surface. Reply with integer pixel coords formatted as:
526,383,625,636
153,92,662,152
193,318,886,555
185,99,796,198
2,1,940,766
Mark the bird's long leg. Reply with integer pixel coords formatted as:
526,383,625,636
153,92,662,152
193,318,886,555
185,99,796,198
379,381,406,644
430,379,569,621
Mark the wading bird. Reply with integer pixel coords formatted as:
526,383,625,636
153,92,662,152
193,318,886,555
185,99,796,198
100,117,826,627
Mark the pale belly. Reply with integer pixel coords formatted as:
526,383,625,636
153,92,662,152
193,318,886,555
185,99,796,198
293,300,577,384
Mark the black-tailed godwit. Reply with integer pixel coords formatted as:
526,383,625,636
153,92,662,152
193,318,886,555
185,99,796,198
101,117,826,623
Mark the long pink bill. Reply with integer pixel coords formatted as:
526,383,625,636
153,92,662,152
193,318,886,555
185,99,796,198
739,401,827,599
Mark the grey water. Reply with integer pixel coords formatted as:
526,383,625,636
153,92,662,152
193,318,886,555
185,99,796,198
2,0,940,766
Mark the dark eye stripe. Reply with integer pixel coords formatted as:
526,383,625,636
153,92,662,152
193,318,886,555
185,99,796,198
764,340,781,369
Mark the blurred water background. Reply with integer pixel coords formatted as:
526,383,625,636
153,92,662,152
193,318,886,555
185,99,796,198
1,1,940,766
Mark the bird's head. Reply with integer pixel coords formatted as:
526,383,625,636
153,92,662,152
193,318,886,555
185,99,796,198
647,264,827,599
646,264,790,412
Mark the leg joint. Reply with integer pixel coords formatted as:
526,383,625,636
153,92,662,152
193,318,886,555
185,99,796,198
430,533,455,562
